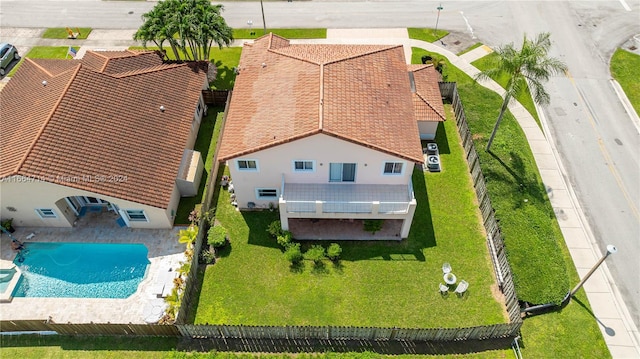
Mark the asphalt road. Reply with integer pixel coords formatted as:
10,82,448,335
1,0,639,328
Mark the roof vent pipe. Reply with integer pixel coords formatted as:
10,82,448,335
160,105,165,112
42,80,48,87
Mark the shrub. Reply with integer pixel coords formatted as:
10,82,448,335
208,224,228,248
284,243,303,263
326,243,342,261
276,230,293,248
199,249,216,264
363,219,383,234
304,245,326,264
267,220,282,238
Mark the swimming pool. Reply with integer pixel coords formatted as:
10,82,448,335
0,268,17,294
13,242,150,298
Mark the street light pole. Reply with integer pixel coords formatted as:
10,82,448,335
434,3,444,36
564,244,618,303
260,0,267,35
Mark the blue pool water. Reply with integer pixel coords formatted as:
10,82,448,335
13,242,150,298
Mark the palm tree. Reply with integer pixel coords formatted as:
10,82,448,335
475,32,567,152
134,0,233,62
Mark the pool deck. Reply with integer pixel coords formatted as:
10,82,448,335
0,212,187,324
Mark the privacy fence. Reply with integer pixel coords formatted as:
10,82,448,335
2,83,523,345
175,90,233,325
440,82,521,323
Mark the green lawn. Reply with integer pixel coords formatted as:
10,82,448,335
610,48,640,115
233,28,326,39
175,107,225,224
0,335,176,359
407,28,449,43
41,27,92,39
471,52,541,129
8,46,79,76
193,111,506,328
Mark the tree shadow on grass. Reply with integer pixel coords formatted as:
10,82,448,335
486,150,549,209
243,211,281,250
210,61,236,90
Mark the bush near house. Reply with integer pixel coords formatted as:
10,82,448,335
207,224,228,248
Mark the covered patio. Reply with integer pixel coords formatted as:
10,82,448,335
289,218,403,240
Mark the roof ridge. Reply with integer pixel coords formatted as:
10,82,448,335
269,48,322,65
323,44,402,66
414,91,446,121
111,63,186,78
319,64,324,130
25,58,56,77
408,63,435,72
13,64,82,175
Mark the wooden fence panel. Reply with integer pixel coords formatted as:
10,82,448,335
444,82,522,326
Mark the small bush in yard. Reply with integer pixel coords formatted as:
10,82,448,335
304,245,326,264
284,243,303,263
199,249,215,264
327,243,342,261
276,230,292,248
208,224,228,248
267,220,282,238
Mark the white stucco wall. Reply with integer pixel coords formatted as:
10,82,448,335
226,133,416,209
418,122,439,140
0,176,175,228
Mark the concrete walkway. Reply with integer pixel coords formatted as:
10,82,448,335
2,27,639,358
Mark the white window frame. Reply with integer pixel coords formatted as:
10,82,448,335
329,163,357,182
256,188,278,199
125,209,149,222
292,160,315,172
35,208,57,219
382,161,405,175
236,159,259,172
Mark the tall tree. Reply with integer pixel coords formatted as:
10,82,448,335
134,0,233,61
475,32,567,152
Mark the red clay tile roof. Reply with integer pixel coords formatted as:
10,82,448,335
219,34,440,164
0,51,207,209
409,64,446,122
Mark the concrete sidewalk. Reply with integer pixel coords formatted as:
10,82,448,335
2,27,640,358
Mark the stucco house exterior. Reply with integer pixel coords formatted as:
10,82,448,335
217,34,445,239
0,50,208,229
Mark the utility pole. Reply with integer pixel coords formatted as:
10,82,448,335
434,3,444,35
260,0,267,35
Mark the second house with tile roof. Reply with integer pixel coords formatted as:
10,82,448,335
218,34,445,239
0,50,209,229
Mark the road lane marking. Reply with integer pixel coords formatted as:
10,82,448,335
566,70,640,221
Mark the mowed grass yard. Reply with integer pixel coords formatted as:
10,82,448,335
192,111,507,328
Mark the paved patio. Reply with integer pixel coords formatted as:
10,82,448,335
0,211,187,324
289,219,403,240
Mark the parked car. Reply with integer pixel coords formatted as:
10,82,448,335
0,43,20,76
